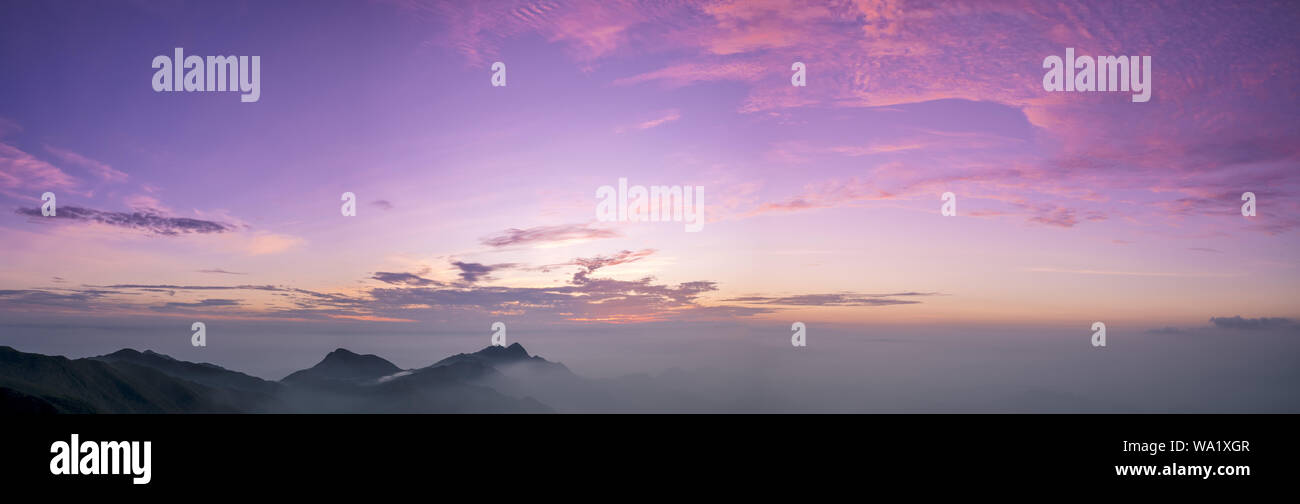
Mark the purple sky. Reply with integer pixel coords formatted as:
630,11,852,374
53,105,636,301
0,0,1297,381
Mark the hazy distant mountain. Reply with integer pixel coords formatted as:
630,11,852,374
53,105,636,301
344,360,551,413
428,343,616,412
281,348,402,385
430,342,569,374
0,346,242,413
274,346,552,413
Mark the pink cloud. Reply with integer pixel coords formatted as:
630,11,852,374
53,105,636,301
0,143,78,195
396,0,662,66
615,109,681,133
613,60,766,87
43,145,127,183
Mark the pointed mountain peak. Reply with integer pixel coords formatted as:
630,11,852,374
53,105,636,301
474,342,531,360
324,348,360,359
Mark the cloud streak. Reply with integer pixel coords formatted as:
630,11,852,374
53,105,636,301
0,142,76,193
15,205,235,235
1,246,944,324
43,145,127,183
481,223,620,248
372,271,442,287
726,292,939,307
198,269,248,275
616,109,681,133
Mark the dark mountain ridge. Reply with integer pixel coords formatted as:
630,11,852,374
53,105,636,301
0,344,564,414
95,348,280,395
0,346,243,413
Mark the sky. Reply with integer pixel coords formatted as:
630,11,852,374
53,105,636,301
0,0,1297,394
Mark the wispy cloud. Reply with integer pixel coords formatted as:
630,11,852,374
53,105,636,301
726,292,939,307
15,205,235,235
0,288,112,308
372,271,442,287
0,142,77,194
568,249,655,284
152,298,243,312
615,109,681,133
43,144,127,183
613,61,766,87
481,222,619,248
198,269,248,275
1,243,944,324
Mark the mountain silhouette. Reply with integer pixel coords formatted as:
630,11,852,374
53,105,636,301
0,346,243,413
275,347,551,413
95,348,279,395
281,348,402,385
92,348,281,412
0,343,613,414
430,342,569,374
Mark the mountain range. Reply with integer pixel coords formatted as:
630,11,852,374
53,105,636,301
0,343,588,414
